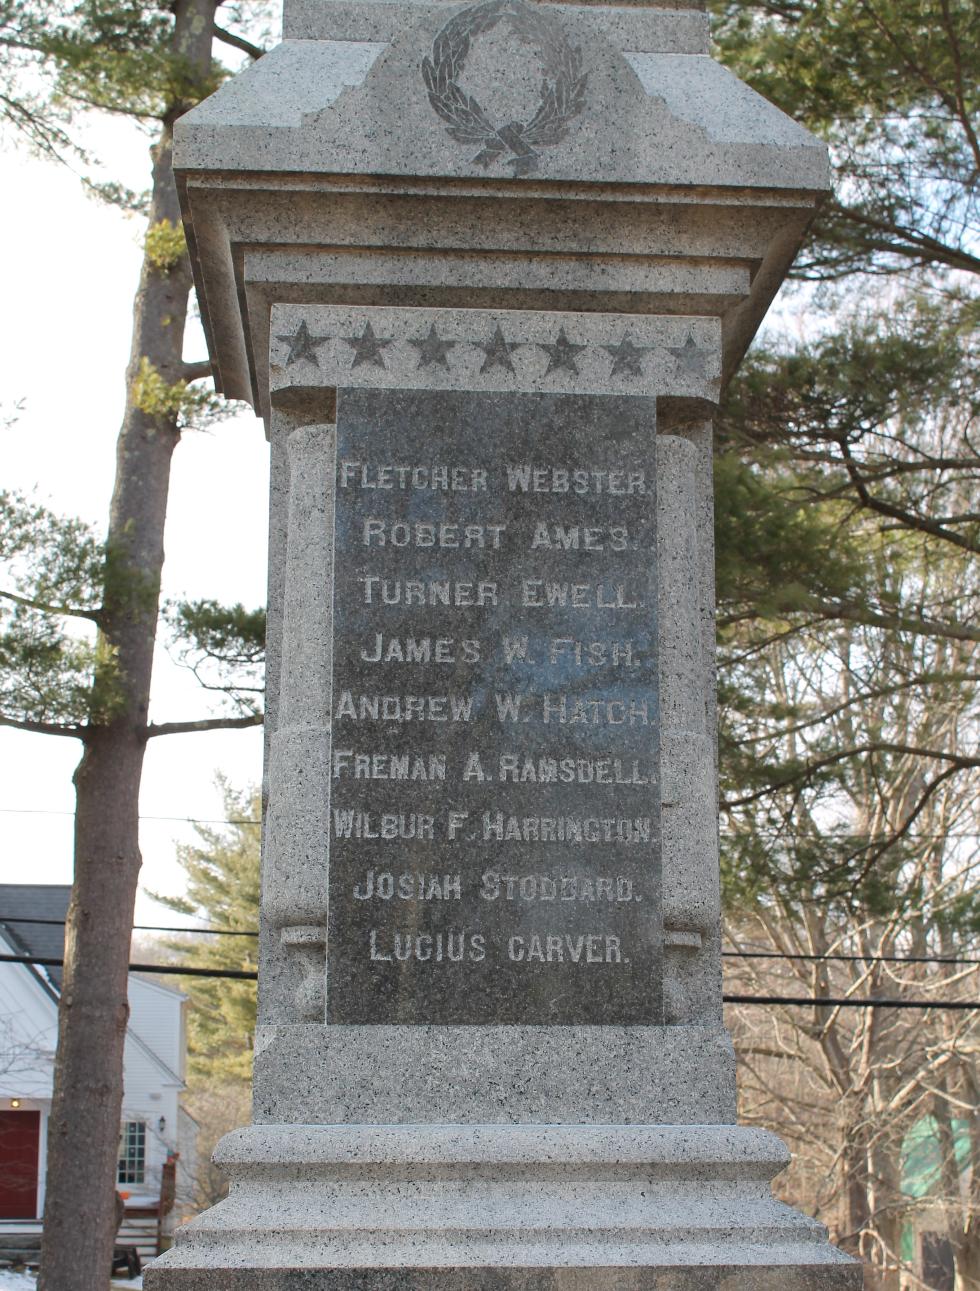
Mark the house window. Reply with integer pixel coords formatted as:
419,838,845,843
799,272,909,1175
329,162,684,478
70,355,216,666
921,1233,955,1291
117,1121,146,1185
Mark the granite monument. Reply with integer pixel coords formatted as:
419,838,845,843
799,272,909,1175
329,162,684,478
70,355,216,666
145,0,863,1284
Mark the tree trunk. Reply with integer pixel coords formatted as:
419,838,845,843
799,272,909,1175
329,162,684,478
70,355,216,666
37,3,215,1286
838,1114,873,1264
867,1138,904,1291
39,727,152,1290
936,1073,980,1291
953,1162,980,1290
954,1248,980,1291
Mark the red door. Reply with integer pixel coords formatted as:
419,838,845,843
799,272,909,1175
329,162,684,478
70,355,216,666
0,1110,40,1218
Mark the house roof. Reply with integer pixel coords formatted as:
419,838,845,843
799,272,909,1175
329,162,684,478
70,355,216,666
0,883,70,996
0,886,189,1000
0,884,190,1099
130,970,186,998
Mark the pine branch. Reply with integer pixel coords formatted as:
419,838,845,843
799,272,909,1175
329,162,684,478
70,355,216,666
831,603,980,645
936,0,980,172
825,204,980,277
145,714,263,738
182,360,213,383
724,743,980,809
839,439,980,556
0,714,84,738
0,589,100,624
213,25,265,61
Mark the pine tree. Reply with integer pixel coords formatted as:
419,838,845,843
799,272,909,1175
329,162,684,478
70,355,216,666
156,782,260,1087
712,2,980,1281
0,3,267,1286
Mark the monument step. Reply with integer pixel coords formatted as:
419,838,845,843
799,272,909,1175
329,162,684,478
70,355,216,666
206,1123,795,1174
147,1270,861,1290
146,1124,859,1286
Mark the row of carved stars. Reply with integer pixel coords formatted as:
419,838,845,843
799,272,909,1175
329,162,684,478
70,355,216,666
276,320,711,379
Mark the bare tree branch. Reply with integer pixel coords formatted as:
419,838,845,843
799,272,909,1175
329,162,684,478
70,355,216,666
145,714,263,739
839,439,980,556
213,25,265,60
0,715,85,738
0,589,100,624
182,360,213,383
724,742,980,810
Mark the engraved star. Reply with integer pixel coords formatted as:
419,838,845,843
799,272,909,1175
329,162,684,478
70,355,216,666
668,334,708,379
343,321,393,369
537,326,587,376
475,325,522,375
275,319,331,367
604,331,655,378
409,323,457,369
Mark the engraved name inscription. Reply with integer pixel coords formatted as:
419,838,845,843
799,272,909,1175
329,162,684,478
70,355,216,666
327,389,663,1025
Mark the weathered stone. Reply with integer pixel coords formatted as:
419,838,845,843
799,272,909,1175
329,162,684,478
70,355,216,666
251,1023,736,1125
269,306,721,402
145,1126,861,1289
148,1272,861,1290
328,387,662,1025
148,0,862,1283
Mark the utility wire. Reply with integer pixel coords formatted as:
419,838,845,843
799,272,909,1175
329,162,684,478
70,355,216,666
0,953,257,981
1,953,977,1010
3,916,979,966
724,947,980,967
0,807,261,825
3,805,980,841
0,915,258,938
722,992,978,1012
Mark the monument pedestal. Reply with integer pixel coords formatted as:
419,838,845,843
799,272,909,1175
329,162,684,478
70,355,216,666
147,0,862,1283
151,1124,859,1288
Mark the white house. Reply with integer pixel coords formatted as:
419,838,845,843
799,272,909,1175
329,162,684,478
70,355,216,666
0,884,197,1264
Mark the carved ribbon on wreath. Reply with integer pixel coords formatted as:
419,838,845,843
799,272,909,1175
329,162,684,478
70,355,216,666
421,0,588,176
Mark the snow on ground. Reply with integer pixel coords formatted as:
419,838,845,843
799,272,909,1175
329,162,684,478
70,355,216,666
0,1274,35,1291
0,1273,141,1289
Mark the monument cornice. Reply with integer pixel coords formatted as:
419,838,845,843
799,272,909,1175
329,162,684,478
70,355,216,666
179,173,822,419
179,169,825,205
175,0,829,421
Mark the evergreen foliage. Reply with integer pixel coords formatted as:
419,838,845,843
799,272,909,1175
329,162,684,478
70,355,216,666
714,0,979,280
710,0,980,905
154,783,260,1086
0,2,271,1284
712,1,979,1277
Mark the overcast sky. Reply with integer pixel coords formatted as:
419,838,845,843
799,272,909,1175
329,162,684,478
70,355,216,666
1,116,269,926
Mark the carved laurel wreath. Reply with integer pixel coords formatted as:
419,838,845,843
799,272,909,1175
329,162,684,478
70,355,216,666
421,0,588,176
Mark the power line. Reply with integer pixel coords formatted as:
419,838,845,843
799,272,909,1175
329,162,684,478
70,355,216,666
723,992,978,1012
2,805,980,841
1,954,977,1010
719,828,980,842
0,807,261,825
724,947,980,967
0,915,257,938
3,916,978,967
0,953,257,981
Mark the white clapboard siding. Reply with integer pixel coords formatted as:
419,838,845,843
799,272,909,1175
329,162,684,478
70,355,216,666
127,977,186,1082
0,934,59,1099
0,908,189,1241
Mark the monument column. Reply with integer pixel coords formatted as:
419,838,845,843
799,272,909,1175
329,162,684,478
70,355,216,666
147,0,862,1284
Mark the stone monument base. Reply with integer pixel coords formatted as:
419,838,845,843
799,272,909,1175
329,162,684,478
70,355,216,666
145,1125,862,1290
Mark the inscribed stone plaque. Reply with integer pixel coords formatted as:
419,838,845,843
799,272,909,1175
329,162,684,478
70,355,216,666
327,388,662,1024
